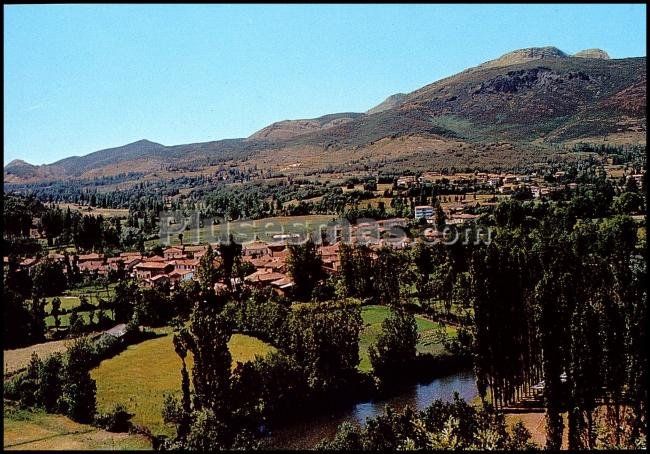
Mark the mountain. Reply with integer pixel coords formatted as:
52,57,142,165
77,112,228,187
574,48,610,59
248,112,364,141
474,46,569,70
4,159,39,179
366,93,408,114
5,46,646,183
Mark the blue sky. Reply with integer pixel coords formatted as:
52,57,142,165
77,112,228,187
4,4,646,165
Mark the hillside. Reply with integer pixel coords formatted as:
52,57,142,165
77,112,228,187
248,112,364,141
4,47,646,183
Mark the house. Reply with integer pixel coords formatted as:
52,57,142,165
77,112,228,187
244,269,288,287
267,241,288,255
270,276,294,297
173,258,199,272
19,257,39,274
164,246,185,260
414,205,434,220
123,257,142,271
184,245,208,258
142,255,166,262
320,243,341,274
423,228,445,242
169,269,194,285
242,241,269,258
78,260,108,276
447,213,480,226
531,186,542,199
629,174,644,185
77,253,104,263
145,274,170,288
134,261,174,280
396,175,416,188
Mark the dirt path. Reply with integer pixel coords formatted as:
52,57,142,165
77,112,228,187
505,411,569,449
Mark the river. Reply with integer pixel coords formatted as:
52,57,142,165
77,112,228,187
263,370,478,449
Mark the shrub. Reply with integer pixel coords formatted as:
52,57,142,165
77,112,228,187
95,403,134,432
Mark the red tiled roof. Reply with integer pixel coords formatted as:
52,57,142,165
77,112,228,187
78,253,103,261
142,256,166,262
245,270,287,283
135,261,172,269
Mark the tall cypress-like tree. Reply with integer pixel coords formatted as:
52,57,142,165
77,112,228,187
287,238,323,301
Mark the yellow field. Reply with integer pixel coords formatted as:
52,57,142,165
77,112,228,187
4,339,73,376
149,213,337,247
91,333,275,436
58,203,130,218
3,406,151,450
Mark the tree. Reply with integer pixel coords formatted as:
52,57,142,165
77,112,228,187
369,307,418,380
435,204,446,232
338,244,373,299
32,258,66,298
217,234,242,289
4,289,34,349
38,353,64,412
287,238,323,301
196,245,220,297
112,280,139,322
166,296,251,450
29,297,46,344
59,337,97,423
51,297,62,330
288,300,362,392
373,247,407,306
319,395,536,450
611,191,643,215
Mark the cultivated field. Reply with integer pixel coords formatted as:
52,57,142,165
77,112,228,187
4,339,73,376
3,406,151,450
150,214,338,247
58,203,130,218
91,333,276,436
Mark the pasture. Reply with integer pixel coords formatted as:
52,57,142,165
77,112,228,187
91,333,276,436
358,305,457,372
3,406,150,450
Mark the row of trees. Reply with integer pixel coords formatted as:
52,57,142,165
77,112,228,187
468,208,646,449
5,338,98,423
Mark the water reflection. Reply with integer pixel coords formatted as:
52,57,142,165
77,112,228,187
264,371,478,450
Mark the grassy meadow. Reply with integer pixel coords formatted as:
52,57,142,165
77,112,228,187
3,406,151,450
91,333,276,436
358,305,457,372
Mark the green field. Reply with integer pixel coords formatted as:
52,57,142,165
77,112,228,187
44,310,114,329
358,305,457,372
91,333,276,436
43,283,118,315
3,406,151,450
147,214,338,247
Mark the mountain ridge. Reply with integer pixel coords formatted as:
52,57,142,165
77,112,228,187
5,47,646,182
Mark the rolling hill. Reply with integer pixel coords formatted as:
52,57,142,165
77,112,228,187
5,46,646,183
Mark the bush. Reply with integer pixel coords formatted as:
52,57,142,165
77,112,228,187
95,403,134,432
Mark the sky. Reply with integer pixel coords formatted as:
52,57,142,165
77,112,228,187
4,4,647,165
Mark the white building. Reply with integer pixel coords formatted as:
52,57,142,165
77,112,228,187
414,205,434,219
